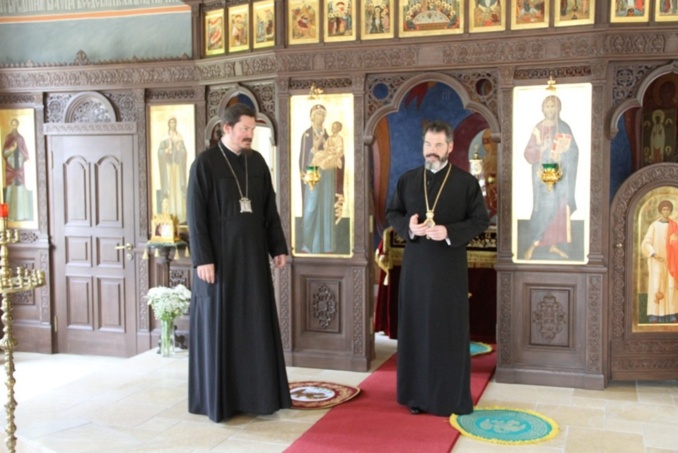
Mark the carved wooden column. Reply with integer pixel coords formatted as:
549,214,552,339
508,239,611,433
282,75,373,372
494,64,606,390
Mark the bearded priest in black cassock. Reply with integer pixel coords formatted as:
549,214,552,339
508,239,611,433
186,104,291,422
386,120,489,416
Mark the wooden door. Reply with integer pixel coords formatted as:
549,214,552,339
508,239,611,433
50,134,138,357
609,163,678,381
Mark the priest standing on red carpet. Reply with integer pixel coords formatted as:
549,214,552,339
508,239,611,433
385,120,489,416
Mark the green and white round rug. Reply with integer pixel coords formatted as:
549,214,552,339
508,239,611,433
450,407,559,445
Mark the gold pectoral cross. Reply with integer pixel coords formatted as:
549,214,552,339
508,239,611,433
425,210,435,227
423,164,451,231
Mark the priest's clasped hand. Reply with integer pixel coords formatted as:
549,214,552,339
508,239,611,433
409,214,448,241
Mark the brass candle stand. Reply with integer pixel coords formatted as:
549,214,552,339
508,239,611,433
539,163,562,192
301,166,321,191
0,216,45,452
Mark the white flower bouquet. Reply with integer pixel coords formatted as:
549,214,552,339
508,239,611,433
146,284,191,321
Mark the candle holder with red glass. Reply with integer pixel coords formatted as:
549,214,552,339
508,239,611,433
0,203,46,452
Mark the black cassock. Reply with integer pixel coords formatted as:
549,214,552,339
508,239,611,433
386,164,489,416
187,145,290,422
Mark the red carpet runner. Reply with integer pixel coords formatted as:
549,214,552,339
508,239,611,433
285,349,496,453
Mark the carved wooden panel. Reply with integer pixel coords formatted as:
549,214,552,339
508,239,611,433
276,79,292,352
1,255,47,351
495,270,603,389
290,263,368,371
497,271,513,365
305,280,341,333
169,267,190,288
516,276,582,369
611,63,664,108
64,91,116,123
9,260,40,306
529,288,570,347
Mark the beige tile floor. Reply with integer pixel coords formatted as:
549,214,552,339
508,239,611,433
1,335,677,453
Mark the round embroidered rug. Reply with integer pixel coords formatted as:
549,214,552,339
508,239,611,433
470,341,493,356
450,407,559,445
289,381,361,409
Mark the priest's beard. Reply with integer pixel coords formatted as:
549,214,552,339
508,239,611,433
425,153,449,172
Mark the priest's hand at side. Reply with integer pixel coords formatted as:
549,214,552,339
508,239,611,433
273,255,287,269
197,264,215,284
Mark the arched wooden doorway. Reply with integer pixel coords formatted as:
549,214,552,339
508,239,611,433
364,72,500,343
608,62,678,381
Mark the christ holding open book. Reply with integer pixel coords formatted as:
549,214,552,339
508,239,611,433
522,95,579,260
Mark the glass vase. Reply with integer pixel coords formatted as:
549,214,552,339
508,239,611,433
160,318,176,357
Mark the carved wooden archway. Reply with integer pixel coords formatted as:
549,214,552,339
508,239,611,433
609,163,678,380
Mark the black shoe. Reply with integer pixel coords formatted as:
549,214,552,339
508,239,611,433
410,406,421,414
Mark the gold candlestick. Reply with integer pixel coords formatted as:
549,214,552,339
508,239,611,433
0,211,46,453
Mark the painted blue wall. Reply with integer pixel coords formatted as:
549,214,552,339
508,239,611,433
0,13,192,64
386,83,472,208
610,116,633,202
